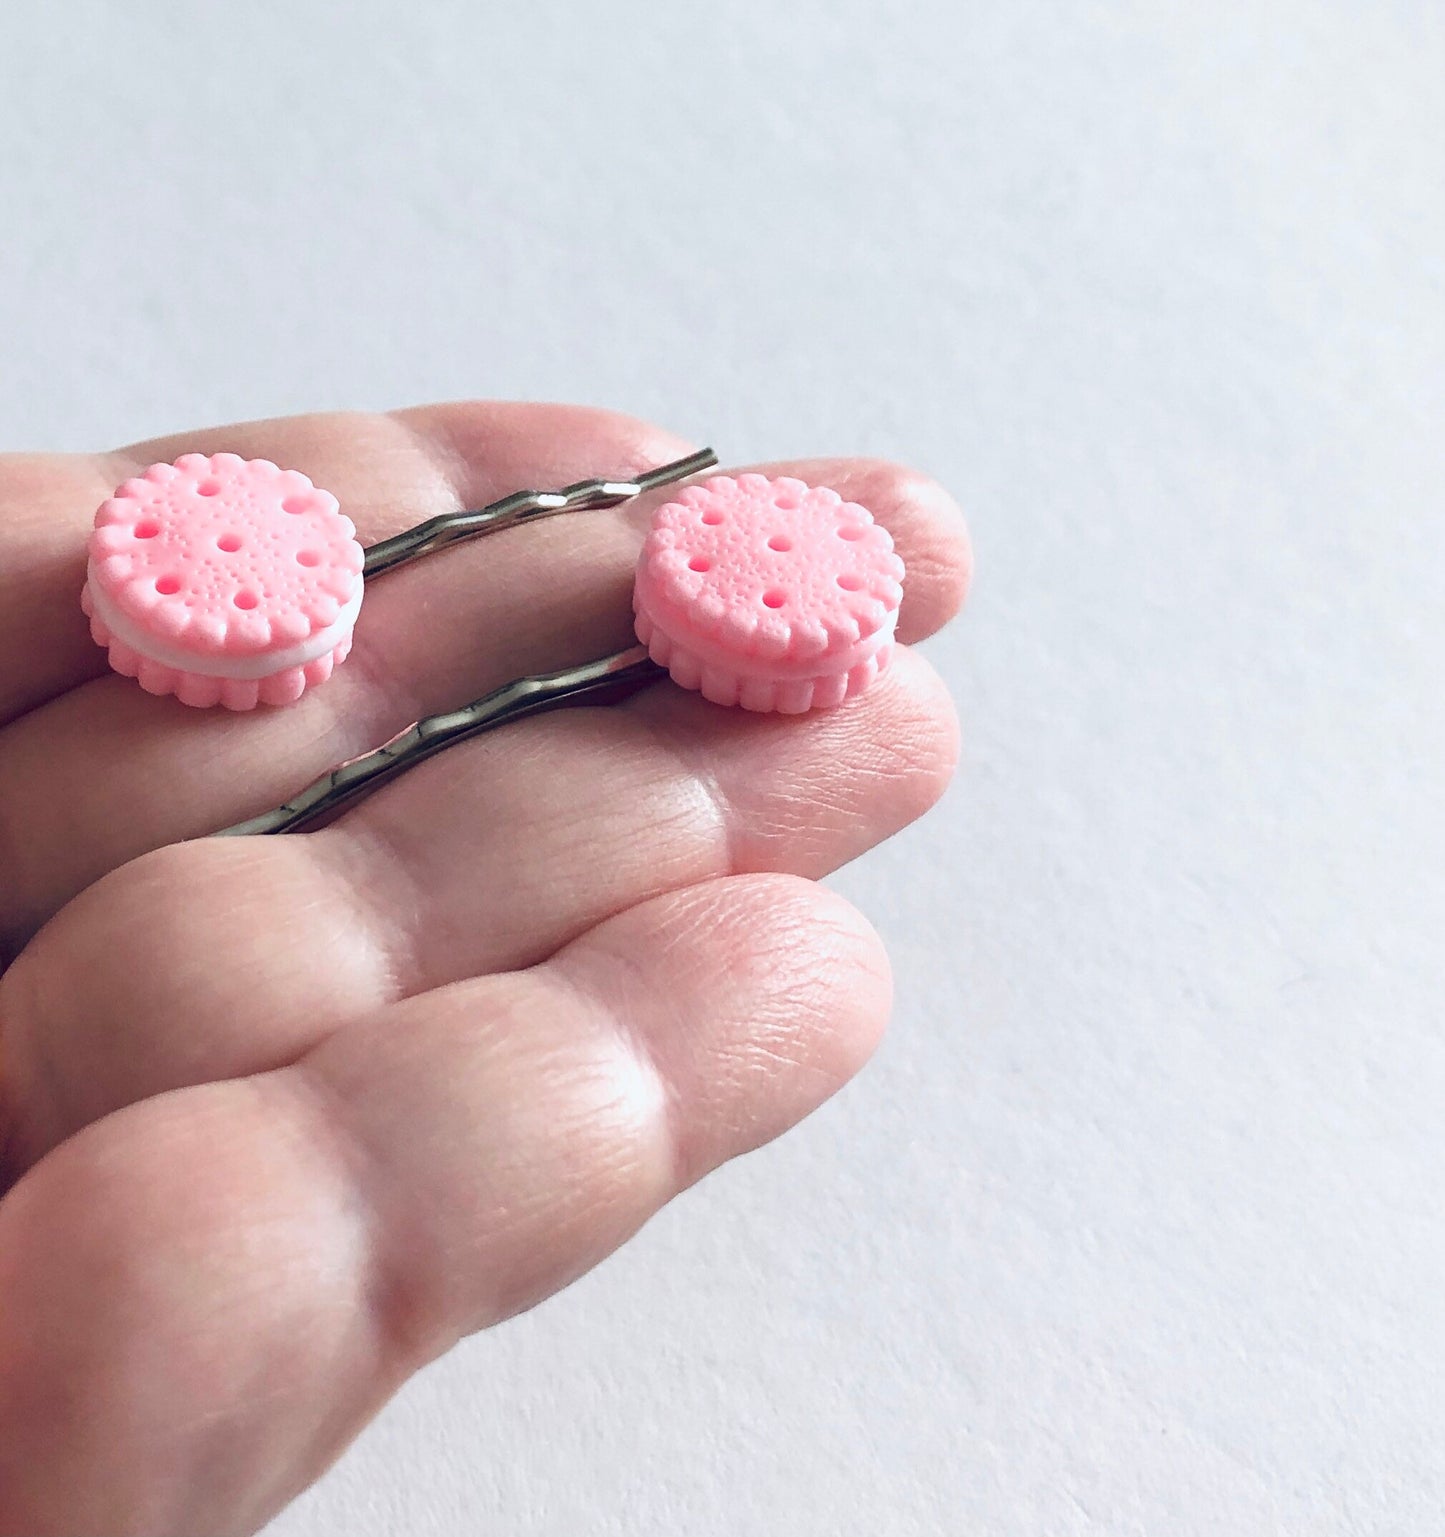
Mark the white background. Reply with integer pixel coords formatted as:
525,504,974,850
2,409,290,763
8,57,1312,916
3,2,1442,1531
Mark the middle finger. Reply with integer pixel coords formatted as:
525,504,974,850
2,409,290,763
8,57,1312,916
0,457,965,946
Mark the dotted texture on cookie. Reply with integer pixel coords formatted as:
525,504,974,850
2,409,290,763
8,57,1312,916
634,473,904,712
82,453,364,709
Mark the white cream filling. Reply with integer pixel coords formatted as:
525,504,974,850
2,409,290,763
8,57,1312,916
86,563,364,680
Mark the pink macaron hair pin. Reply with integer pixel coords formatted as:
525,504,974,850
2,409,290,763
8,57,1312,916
80,449,903,836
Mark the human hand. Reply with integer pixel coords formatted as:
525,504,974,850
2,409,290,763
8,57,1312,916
0,402,970,1535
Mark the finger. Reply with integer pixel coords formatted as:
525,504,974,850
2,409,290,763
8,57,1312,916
0,454,131,725
301,873,893,1337
0,432,968,951
3,651,954,1164
0,874,887,1536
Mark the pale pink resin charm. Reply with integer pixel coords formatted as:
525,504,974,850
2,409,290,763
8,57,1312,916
634,473,905,712
82,453,365,710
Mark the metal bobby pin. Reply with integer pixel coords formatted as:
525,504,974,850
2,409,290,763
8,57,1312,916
215,447,718,836
361,447,719,577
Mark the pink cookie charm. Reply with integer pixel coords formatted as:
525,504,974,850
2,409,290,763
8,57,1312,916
82,453,365,710
633,473,905,712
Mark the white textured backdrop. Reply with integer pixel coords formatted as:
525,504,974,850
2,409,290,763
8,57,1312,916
3,2,1443,1531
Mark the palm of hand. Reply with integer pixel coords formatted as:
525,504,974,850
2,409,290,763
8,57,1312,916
0,402,969,1536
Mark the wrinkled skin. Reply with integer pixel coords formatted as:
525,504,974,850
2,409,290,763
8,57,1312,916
0,402,971,1536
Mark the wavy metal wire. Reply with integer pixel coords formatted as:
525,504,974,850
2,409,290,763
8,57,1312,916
361,447,719,577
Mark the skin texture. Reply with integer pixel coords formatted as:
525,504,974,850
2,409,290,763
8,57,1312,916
0,401,971,1536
